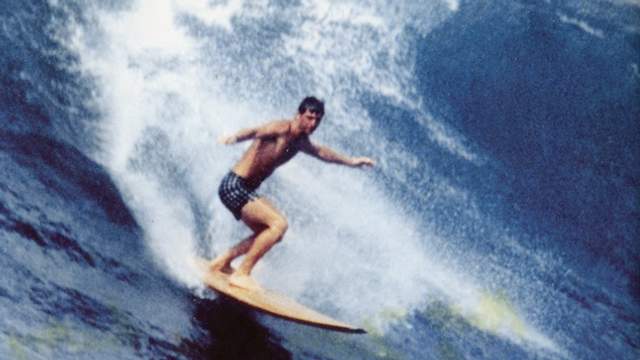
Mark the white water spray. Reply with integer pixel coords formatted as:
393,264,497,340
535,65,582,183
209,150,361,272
55,0,561,353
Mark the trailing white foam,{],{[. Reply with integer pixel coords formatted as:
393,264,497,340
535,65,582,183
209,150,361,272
54,0,562,354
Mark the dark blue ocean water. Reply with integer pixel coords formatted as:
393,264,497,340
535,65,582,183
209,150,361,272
1,0,638,359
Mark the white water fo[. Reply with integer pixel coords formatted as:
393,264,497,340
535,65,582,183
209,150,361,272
54,0,563,355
